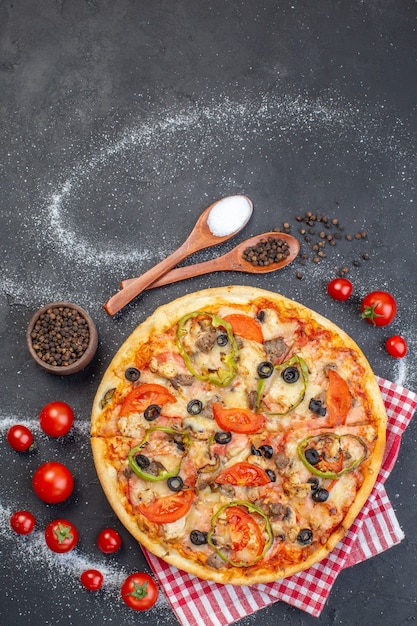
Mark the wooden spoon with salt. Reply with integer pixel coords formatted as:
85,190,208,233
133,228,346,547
103,195,253,316
120,232,300,290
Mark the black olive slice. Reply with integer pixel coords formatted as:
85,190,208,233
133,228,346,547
214,431,232,445
312,488,329,502
266,469,277,482
135,454,150,469
167,476,184,492
304,448,320,465
297,528,313,545
190,530,208,545
258,444,274,459
187,399,203,415
173,435,186,452
308,398,327,416
307,477,320,491
251,444,262,456
256,310,266,323
216,334,228,347
281,366,300,383
125,367,141,382
144,404,161,421
257,361,274,379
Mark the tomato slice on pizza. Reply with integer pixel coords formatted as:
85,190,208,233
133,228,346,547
212,403,265,434
215,462,271,486
120,383,176,415
207,502,273,567
137,490,194,524
326,370,352,426
222,313,264,343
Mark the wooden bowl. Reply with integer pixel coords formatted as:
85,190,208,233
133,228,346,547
26,302,98,375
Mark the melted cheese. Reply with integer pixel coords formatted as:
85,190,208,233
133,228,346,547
94,291,383,582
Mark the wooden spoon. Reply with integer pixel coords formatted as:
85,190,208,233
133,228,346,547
104,195,253,316
120,232,300,290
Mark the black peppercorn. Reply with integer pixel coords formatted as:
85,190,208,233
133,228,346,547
30,306,90,368
243,237,290,267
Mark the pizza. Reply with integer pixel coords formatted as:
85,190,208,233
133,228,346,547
91,286,386,585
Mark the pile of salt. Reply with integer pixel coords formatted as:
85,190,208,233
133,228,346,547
207,195,253,237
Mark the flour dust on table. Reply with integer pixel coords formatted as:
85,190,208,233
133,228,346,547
37,90,414,266
1,87,413,322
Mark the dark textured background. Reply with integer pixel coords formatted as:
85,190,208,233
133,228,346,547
1,1,416,625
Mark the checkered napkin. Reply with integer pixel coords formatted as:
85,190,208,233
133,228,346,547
143,378,417,623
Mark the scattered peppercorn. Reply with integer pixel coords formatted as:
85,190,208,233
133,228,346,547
274,210,370,277
339,266,349,276
30,306,90,367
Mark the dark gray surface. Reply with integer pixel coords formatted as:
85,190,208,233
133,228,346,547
1,1,416,625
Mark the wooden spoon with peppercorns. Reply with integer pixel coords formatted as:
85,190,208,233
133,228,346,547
120,232,300,290
104,195,254,316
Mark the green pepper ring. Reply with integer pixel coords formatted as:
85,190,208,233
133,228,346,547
297,432,368,479
128,427,191,482
207,500,273,568
256,355,309,415
176,311,238,387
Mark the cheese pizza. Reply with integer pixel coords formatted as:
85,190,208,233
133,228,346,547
91,286,386,584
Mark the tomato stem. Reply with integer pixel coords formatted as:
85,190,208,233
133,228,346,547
127,580,149,600
360,303,383,325
54,522,73,544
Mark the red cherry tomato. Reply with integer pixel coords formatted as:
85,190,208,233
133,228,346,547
7,425,34,452
80,569,104,591
39,401,74,437
385,335,408,358
121,572,159,611
97,528,122,554
32,461,74,504
45,519,78,553
361,291,397,326
10,510,36,535
327,278,353,301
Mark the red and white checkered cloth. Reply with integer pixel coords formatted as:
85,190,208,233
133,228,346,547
143,377,417,623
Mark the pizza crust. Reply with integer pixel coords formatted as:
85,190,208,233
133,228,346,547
91,286,386,585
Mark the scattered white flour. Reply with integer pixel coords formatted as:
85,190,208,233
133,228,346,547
1,88,413,321
32,90,415,273
0,86,414,322
207,194,253,236
394,359,407,387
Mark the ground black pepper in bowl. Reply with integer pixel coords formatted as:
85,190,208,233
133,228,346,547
26,302,98,375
